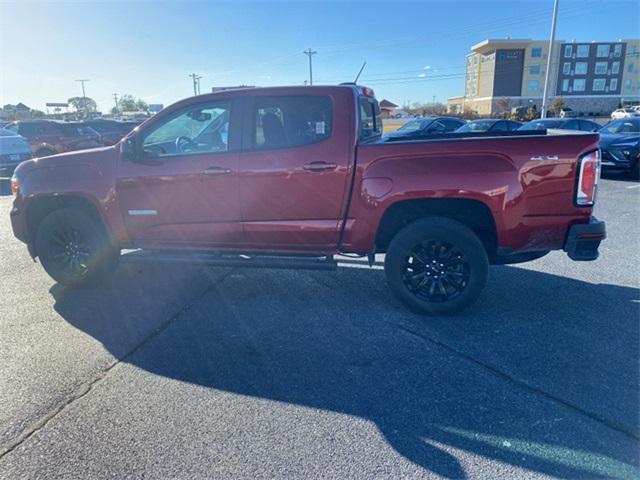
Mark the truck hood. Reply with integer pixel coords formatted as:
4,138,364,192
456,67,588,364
15,145,117,175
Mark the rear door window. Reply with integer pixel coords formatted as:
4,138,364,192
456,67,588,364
562,120,581,130
253,95,332,149
358,96,381,140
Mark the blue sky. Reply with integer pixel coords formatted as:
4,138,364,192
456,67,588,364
1,0,639,112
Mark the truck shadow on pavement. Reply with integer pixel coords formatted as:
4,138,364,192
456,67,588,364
50,262,639,479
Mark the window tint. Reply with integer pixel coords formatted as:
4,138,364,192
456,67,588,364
5,123,18,134
426,120,447,133
507,121,521,131
562,120,580,130
358,96,381,140
579,120,598,132
142,101,231,158
254,95,332,149
19,123,46,136
440,119,463,132
491,121,509,132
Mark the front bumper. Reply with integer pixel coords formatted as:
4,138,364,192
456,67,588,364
601,148,639,170
563,217,606,261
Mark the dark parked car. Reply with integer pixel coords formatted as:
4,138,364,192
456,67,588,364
455,119,522,133
518,118,600,132
5,120,103,157
383,116,466,140
0,127,32,176
598,118,640,178
83,119,133,146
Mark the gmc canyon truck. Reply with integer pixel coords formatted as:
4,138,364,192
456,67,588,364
10,85,606,314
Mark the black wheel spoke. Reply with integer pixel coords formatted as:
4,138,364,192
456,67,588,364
401,239,471,303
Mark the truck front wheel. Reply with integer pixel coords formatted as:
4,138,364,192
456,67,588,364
35,207,119,287
384,217,488,315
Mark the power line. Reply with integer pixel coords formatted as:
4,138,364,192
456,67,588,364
303,48,317,85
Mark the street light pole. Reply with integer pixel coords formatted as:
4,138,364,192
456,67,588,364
75,79,90,116
303,48,317,86
113,93,119,114
541,0,559,118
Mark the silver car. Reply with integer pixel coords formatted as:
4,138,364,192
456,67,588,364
0,127,32,176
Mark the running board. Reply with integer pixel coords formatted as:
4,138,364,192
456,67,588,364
121,250,338,271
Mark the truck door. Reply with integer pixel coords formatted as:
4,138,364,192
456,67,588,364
236,90,355,250
115,98,243,248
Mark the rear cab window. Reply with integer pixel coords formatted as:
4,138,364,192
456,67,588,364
252,95,332,149
358,94,382,141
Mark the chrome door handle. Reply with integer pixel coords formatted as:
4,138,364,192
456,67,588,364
303,161,337,172
203,166,232,175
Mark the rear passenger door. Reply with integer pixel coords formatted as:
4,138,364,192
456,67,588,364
236,91,354,250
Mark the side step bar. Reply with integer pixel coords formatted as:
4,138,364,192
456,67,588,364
121,250,338,271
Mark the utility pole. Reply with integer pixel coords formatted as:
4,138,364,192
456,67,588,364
75,79,90,116
113,93,119,114
189,73,202,96
302,48,317,86
432,95,436,104
540,0,559,118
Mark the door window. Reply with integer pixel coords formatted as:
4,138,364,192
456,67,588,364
491,121,509,132
562,120,580,130
253,95,332,149
142,102,231,158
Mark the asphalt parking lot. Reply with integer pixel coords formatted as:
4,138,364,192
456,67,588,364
0,176,638,479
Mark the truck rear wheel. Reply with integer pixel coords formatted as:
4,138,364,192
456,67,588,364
384,217,488,315
35,207,119,287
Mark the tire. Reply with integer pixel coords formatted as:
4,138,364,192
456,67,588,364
384,217,488,315
35,207,119,287
35,148,56,158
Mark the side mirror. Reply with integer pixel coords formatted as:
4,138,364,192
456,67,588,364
121,136,138,161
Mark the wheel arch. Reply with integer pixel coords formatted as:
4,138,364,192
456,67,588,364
26,194,105,257
375,198,498,257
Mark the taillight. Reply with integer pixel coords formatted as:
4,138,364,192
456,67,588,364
576,150,600,206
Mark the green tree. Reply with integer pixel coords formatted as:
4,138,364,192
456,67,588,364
496,97,510,118
118,94,148,112
68,96,97,113
30,109,46,119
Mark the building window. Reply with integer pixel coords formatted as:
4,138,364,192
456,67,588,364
611,61,620,74
628,62,634,73
564,45,573,58
592,79,606,91
613,44,622,57
527,80,540,92
529,64,540,75
573,79,586,92
625,79,632,89
610,78,618,91
563,62,571,75
596,44,610,57
575,62,588,75
531,47,542,58
562,79,569,91
595,61,608,74
576,45,590,57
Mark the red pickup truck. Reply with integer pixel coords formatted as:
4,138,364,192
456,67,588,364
9,85,605,314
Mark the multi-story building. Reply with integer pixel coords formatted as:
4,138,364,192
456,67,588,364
448,38,640,116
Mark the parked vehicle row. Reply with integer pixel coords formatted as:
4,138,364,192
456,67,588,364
611,106,640,119
0,119,141,174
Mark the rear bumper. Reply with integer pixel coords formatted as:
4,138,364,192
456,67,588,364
563,217,606,261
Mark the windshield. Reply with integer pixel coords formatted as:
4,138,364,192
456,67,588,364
519,119,562,130
456,120,495,132
600,118,640,134
397,118,429,132
0,128,18,137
